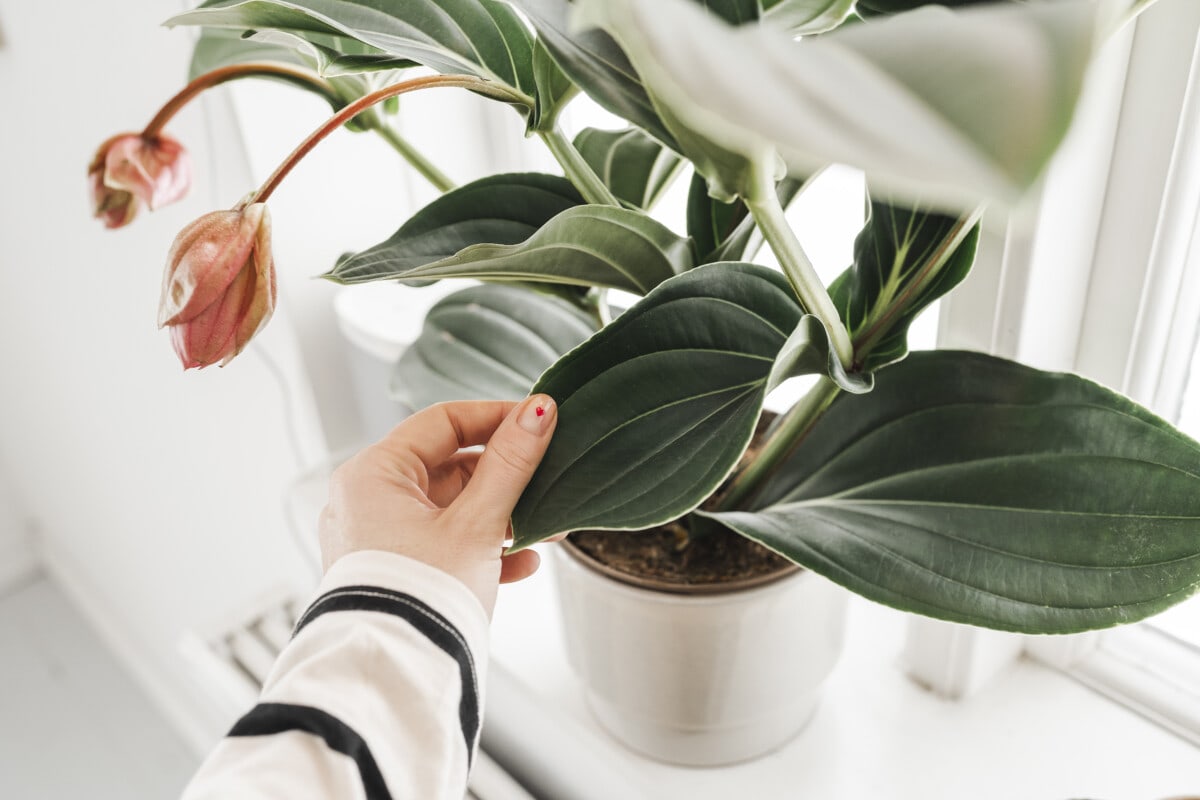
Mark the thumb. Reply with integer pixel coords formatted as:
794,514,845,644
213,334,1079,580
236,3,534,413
453,394,557,530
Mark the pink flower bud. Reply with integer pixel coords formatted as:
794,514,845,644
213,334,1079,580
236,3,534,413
88,132,191,229
158,204,277,369
89,163,138,229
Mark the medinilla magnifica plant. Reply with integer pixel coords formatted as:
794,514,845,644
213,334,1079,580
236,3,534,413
99,0,1200,634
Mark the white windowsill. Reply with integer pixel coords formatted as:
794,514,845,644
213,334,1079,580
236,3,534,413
1039,625,1200,750
489,553,1200,799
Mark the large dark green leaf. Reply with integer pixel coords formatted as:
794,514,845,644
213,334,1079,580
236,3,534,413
391,284,594,408
327,173,583,282
170,0,539,105
508,0,678,148
830,197,979,372
573,128,683,210
329,201,692,293
704,350,1200,634
510,262,850,547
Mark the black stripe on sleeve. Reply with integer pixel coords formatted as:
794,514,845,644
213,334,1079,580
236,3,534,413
293,585,480,762
228,702,392,800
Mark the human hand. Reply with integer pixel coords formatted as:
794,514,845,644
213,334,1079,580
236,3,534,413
318,396,558,617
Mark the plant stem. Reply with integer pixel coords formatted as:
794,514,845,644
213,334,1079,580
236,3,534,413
716,377,840,511
597,290,613,326
539,126,621,207
374,124,457,193
744,160,854,370
142,62,342,138
248,74,522,206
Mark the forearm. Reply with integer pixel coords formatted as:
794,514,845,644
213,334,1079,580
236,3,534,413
182,551,490,800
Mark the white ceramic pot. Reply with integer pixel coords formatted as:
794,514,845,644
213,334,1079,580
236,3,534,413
552,541,847,767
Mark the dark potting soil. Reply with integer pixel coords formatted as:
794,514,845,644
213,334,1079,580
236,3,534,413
566,411,791,588
569,526,792,587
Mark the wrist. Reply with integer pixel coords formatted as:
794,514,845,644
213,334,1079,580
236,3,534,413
318,549,492,653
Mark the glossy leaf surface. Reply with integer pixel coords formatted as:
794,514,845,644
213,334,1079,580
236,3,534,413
329,173,583,282
511,263,847,547
832,197,980,372
329,202,692,293
391,284,594,408
573,127,683,210
705,351,1200,634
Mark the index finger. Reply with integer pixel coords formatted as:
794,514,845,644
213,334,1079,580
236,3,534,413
378,400,519,468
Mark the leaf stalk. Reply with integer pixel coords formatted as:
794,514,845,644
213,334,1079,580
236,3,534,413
744,159,854,369
539,126,622,207
373,123,457,193
716,376,840,511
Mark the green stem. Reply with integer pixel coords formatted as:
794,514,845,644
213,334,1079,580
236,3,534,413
374,124,457,194
248,74,521,206
716,377,840,511
539,126,621,207
744,160,854,369
597,290,613,326
142,62,342,138
580,288,612,328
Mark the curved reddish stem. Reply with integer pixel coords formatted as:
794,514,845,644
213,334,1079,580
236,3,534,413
246,74,520,206
142,62,339,138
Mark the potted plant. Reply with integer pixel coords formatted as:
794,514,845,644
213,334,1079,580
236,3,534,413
94,0,1200,766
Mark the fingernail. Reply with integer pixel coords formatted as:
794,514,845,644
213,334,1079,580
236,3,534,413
518,394,556,434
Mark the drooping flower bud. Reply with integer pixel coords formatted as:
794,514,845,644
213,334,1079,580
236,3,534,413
158,204,277,369
88,132,191,229
89,159,138,229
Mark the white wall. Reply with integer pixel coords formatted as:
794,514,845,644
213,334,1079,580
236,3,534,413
0,455,36,592
0,0,553,751
225,63,549,451
0,0,326,750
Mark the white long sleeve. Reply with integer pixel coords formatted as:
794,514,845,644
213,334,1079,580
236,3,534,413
181,550,491,800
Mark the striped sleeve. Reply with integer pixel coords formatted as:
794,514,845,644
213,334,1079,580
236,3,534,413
181,550,490,800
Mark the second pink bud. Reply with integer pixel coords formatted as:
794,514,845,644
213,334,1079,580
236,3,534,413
89,132,191,229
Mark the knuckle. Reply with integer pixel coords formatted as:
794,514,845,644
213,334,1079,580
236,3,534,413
433,402,469,449
488,440,537,475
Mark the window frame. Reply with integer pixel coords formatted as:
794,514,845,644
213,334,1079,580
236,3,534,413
906,1,1200,743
